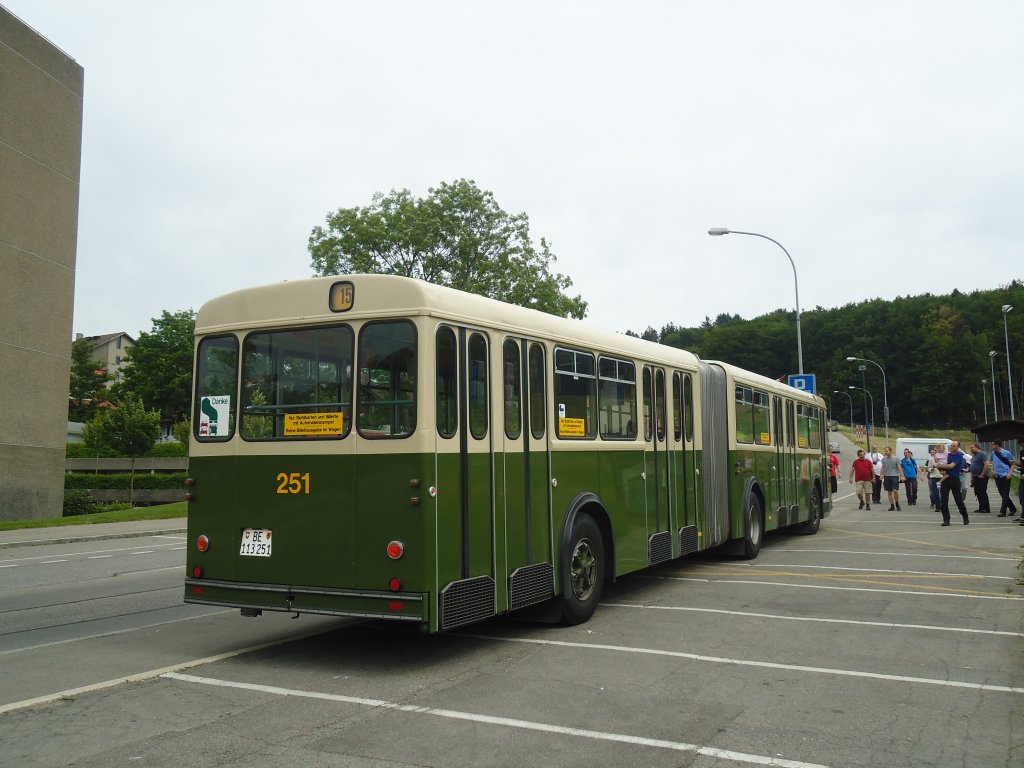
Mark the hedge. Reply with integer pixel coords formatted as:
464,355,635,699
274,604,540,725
64,473,188,490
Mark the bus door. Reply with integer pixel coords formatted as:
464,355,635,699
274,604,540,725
434,326,497,630
500,339,554,612
672,371,700,556
643,366,672,564
781,399,799,525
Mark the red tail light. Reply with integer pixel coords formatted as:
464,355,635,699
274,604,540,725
196,535,210,552
386,540,404,559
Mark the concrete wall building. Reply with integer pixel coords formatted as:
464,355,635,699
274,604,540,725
0,7,84,520
77,331,136,385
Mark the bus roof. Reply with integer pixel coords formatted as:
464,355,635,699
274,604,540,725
196,274,705,369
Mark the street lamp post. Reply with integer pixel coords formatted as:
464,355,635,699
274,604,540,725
849,385,874,453
708,228,803,374
847,356,889,447
989,351,1000,422
833,389,854,429
1002,304,1015,420
982,379,989,423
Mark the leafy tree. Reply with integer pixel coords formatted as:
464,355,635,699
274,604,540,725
81,395,161,505
308,179,588,319
116,310,196,423
68,337,112,422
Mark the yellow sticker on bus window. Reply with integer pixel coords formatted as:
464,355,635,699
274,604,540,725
559,417,586,437
798,436,807,448
284,412,344,436
759,432,771,445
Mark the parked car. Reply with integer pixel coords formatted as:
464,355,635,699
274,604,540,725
829,442,841,453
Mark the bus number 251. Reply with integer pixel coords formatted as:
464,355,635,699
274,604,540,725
276,472,310,495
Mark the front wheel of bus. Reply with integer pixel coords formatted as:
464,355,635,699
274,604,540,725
743,497,763,559
559,514,604,625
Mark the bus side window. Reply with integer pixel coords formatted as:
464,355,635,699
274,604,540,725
436,327,457,438
503,339,522,439
468,333,488,439
529,343,545,439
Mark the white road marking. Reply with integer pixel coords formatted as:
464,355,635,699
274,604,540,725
0,625,337,715
771,548,1017,562
602,602,1024,637
163,672,832,768
747,563,1016,580
653,575,1022,601
129,551,154,556
0,541,186,566
41,560,68,564
469,635,1024,694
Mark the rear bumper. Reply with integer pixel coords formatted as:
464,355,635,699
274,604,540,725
184,578,427,623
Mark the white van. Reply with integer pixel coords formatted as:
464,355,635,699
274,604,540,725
895,437,952,468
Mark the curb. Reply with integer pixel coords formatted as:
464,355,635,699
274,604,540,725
0,527,187,550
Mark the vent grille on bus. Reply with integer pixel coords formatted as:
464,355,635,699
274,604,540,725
440,576,495,631
509,563,554,610
648,531,672,565
678,525,699,557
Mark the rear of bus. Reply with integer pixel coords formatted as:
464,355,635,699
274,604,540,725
183,278,435,628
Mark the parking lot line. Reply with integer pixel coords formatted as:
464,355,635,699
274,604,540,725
601,603,1024,637
163,671,832,768
469,635,1024,694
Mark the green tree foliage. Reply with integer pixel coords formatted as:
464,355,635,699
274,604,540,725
634,281,1024,430
82,395,161,505
116,310,196,423
68,337,112,422
308,179,588,319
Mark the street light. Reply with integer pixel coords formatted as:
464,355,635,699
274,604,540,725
1002,304,1015,420
982,379,989,423
846,356,889,447
989,351,1000,422
849,385,875,453
708,228,803,374
833,389,854,429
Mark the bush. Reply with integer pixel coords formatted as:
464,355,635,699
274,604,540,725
64,473,188,490
63,490,98,516
65,442,119,459
146,442,188,458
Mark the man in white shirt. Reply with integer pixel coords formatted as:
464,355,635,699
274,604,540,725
868,447,884,504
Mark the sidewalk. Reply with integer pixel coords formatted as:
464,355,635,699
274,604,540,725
0,518,188,549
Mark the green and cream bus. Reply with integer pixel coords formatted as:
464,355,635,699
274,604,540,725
184,274,830,632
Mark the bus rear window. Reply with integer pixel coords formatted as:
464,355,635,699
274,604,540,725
240,325,353,440
357,321,416,438
194,335,239,441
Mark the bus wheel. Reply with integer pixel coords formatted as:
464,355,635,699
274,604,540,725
559,514,604,625
799,488,822,535
743,497,763,559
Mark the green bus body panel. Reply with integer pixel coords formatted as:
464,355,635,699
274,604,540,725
185,453,433,618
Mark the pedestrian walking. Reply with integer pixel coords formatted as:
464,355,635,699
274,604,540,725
828,451,841,494
990,439,1018,518
937,441,970,526
850,449,875,510
868,447,884,504
881,446,902,510
924,447,943,510
900,448,919,506
968,442,991,513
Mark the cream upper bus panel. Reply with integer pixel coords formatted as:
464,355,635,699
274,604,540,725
195,274,704,372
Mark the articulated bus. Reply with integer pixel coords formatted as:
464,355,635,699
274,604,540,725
184,274,830,632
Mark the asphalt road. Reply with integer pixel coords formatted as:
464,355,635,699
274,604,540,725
1,479,1022,767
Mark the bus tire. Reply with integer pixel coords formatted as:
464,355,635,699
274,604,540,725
743,496,763,559
798,487,822,535
559,514,604,625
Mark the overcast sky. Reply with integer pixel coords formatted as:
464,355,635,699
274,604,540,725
9,1,1023,345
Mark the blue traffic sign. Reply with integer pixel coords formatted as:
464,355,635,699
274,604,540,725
787,374,816,394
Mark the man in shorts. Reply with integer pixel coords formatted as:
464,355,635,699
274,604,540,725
850,449,875,510
881,446,902,511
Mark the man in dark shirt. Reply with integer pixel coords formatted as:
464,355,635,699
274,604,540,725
937,441,970,526
969,442,991,513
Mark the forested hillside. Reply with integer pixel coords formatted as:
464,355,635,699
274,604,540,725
627,281,1024,429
